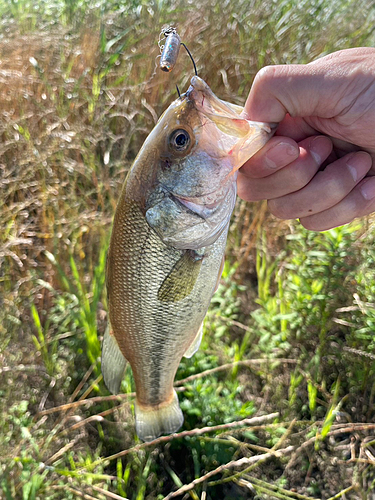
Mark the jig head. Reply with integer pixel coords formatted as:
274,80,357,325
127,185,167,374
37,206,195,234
159,27,197,76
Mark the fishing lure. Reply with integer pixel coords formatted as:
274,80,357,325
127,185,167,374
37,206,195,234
159,27,197,76
160,28,181,73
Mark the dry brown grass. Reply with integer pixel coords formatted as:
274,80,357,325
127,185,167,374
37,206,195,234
2,1,375,498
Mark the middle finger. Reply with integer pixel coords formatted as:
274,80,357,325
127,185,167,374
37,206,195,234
237,135,332,202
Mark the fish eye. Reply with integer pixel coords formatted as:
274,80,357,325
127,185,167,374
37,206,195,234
169,129,191,152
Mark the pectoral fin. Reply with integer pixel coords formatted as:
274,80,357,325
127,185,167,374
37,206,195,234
184,323,203,358
101,324,127,394
158,251,202,303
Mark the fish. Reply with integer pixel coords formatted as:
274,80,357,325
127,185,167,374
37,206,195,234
102,75,274,442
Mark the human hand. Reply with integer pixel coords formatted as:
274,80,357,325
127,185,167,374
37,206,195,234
238,48,375,230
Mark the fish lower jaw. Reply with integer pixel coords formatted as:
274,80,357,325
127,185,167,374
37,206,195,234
175,195,219,218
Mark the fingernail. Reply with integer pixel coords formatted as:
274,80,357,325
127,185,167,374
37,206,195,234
265,142,298,169
346,152,371,182
310,136,332,164
360,177,375,200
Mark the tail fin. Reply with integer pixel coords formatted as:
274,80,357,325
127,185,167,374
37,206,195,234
135,390,184,442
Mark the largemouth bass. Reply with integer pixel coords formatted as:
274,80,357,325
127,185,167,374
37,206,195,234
102,76,274,441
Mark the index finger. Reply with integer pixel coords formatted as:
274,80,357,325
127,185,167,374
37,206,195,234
240,136,299,178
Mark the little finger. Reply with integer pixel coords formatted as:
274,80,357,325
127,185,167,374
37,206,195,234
268,151,372,219
300,175,375,231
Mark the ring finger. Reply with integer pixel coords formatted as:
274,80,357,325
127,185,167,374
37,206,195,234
268,151,372,219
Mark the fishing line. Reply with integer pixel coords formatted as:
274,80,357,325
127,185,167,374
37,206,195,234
180,42,198,76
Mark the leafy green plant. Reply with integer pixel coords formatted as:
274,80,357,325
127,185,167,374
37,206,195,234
44,239,107,368
30,303,57,376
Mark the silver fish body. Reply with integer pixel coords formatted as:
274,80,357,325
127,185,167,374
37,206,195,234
102,76,274,441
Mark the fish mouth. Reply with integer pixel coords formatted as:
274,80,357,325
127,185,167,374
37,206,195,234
184,76,275,170
186,77,235,114
169,183,231,219
173,195,220,219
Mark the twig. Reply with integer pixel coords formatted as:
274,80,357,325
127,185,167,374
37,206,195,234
36,393,134,416
60,404,128,434
332,318,357,328
272,418,296,452
208,445,292,488
79,374,103,401
286,422,375,470
353,293,368,314
336,457,375,465
247,482,301,500
244,476,316,500
175,359,296,386
65,487,100,500
45,432,85,465
326,485,355,500
217,316,253,332
163,445,295,499
69,361,98,403
200,482,207,500
0,364,51,376
90,485,130,500
162,458,200,500
36,387,186,417
343,346,375,361
55,373,104,434
79,413,279,472
38,377,56,412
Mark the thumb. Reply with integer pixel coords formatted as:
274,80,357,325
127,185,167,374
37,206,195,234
243,62,338,123
242,48,375,123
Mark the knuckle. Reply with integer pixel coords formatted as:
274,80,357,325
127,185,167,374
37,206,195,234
292,165,314,190
347,197,361,218
239,161,267,179
320,172,345,198
255,65,276,82
253,65,282,88
237,178,256,201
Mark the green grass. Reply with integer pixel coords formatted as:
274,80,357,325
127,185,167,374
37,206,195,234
1,0,375,498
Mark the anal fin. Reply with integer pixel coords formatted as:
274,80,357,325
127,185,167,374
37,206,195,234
184,323,203,359
101,323,127,394
135,390,184,442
